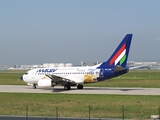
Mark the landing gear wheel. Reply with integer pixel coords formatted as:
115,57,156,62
33,84,36,89
77,84,83,89
64,85,71,90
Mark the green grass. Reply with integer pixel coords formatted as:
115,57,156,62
0,93,159,119
0,70,27,85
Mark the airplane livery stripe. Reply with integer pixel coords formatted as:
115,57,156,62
120,54,126,65
115,49,126,65
110,44,126,65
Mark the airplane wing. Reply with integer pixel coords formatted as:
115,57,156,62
45,74,77,85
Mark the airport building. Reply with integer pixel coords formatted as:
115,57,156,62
127,61,160,70
81,61,160,70
1,61,160,70
19,63,73,70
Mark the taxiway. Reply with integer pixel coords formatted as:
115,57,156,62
0,85,160,95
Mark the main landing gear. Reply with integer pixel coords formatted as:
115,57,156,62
64,84,84,90
64,85,71,90
77,84,83,89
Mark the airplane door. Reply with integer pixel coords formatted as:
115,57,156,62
94,69,104,78
99,68,104,78
31,72,36,79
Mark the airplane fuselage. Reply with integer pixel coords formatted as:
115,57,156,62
22,66,128,85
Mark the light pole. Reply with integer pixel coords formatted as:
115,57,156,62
55,106,58,120
88,106,91,120
158,107,160,120
26,106,28,120
122,105,124,120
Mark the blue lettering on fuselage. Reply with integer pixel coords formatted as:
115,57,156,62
36,69,57,73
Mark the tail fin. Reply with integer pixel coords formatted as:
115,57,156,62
98,34,132,68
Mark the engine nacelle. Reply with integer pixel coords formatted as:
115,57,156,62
27,83,33,86
38,79,56,87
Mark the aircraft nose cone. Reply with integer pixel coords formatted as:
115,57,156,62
20,76,23,81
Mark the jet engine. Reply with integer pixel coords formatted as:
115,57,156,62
37,79,56,87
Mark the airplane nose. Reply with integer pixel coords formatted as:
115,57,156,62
20,76,23,81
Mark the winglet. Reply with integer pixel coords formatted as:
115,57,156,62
98,34,133,68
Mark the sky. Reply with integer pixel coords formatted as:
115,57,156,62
0,0,160,65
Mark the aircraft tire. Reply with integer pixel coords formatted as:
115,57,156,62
64,85,71,90
33,84,36,89
77,84,83,89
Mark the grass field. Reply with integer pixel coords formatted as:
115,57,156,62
0,70,160,119
0,93,160,119
0,70,26,85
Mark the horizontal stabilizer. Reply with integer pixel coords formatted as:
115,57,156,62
129,65,148,70
114,65,127,72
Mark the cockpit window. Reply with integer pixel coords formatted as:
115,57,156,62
24,72,28,75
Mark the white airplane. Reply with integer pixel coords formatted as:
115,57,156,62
20,34,133,90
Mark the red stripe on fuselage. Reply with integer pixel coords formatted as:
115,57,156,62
110,44,126,66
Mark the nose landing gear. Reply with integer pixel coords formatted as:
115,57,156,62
33,84,36,89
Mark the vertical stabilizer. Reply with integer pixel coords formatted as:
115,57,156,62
98,34,132,68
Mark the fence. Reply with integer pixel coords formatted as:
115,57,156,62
1,105,160,119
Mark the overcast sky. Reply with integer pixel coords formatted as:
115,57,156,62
0,0,160,65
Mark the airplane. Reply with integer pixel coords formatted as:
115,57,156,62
20,34,133,90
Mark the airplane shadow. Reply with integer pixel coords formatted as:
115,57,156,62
83,87,143,91
36,87,143,93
